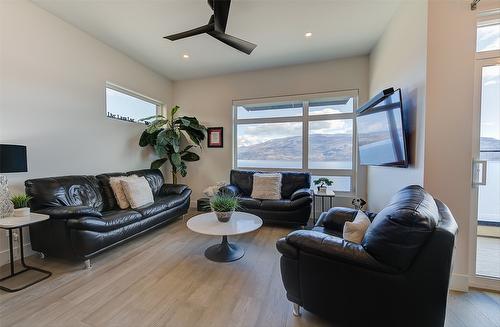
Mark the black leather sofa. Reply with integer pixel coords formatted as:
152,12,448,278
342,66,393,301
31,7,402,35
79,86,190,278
25,169,191,266
220,170,312,226
276,185,458,327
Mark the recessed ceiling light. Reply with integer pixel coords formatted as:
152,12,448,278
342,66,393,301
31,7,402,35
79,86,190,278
305,32,312,38
182,54,190,59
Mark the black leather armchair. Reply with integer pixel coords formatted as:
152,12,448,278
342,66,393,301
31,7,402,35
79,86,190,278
276,185,458,327
219,170,312,225
26,169,191,267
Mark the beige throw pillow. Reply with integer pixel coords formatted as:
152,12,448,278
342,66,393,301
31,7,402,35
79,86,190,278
120,176,154,209
251,173,282,200
343,210,371,244
109,175,139,209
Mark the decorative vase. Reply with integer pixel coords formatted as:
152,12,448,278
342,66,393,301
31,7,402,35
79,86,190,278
215,210,233,223
13,207,30,217
0,175,14,218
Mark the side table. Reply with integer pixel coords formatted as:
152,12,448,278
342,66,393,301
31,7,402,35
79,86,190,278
0,213,52,292
313,189,336,224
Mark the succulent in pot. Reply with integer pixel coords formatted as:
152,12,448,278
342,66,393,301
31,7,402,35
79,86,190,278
10,193,32,217
209,193,239,223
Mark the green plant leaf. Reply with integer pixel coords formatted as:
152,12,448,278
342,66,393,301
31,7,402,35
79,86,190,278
146,119,168,133
154,144,169,157
181,151,200,162
170,153,182,167
180,145,195,154
151,158,168,169
170,105,180,119
139,114,165,122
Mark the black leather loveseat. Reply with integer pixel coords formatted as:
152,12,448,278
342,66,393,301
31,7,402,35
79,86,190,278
276,185,458,327
220,170,312,226
25,169,190,267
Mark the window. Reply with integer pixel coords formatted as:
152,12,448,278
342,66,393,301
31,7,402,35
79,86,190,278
477,19,500,52
234,91,358,194
105,83,162,123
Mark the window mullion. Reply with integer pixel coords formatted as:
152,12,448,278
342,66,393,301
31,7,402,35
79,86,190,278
303,101,309,171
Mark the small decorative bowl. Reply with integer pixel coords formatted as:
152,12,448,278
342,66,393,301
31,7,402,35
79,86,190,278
214,211,233,223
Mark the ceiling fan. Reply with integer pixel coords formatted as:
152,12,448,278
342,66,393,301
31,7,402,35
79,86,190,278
164,0,257,55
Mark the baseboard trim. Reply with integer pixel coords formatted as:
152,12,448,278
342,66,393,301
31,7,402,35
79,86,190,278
0,242,35,267
449,273,470,292
469,276,500,292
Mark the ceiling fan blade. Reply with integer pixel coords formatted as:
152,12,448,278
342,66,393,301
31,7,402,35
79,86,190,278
213,0,231,32
208,31,256,55
164,23,214,41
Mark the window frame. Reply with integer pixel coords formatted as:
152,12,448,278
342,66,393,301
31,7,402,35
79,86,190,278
105,82,163,124
232,90,359,196
475,10,500,60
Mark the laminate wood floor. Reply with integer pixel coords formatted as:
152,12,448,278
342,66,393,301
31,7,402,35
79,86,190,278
0,210,499,327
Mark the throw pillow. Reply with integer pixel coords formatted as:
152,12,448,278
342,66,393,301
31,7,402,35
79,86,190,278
343,210,371,244
109,175,139,209
120,176,154,209
251,173,282,200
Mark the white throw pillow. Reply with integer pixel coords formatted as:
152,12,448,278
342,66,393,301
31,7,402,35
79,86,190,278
251,173,282,200
120,176,154,209
343,210,371,244
109,175,139,209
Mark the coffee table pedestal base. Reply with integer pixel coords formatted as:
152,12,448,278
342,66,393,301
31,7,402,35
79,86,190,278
204,235,244,262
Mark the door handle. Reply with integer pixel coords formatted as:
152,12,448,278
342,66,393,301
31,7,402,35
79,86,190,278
472,160,487,186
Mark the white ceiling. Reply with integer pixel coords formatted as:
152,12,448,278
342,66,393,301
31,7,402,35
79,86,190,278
33,0,401,81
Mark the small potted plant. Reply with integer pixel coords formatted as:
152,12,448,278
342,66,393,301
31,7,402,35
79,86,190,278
313,177,333,193
210,193,239,223
10,193,32,217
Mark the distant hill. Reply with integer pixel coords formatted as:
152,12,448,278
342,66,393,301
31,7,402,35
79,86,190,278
238,134,352,161
238,134,500,161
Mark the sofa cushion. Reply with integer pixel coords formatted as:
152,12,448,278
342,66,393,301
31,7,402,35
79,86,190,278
96,172,126,211
280,172,311,199
109,175,139,209
361,185,439,271
121,177,155,209
134,191,191,218
230,170,255,196
238,196,262,209
127,169,165,197
25,175,103,211
67,209,142,232
261,197,312,211
251,173,282,200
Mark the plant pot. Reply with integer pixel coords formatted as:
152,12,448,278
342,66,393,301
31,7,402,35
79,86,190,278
318,186,327,193
13,207,30,217
214,210,233,223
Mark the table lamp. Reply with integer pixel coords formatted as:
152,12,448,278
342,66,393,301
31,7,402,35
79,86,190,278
0,144,28,218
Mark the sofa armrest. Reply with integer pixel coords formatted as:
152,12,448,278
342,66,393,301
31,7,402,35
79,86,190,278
36,206,102,219
315,207,359,231
219,184,241,196
276,237,298,259
66,216,107,232
290,188,312,201
160,184,189,196
285,230,396,273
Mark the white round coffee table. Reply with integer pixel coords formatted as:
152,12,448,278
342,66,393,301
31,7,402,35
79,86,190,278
187,212,263,262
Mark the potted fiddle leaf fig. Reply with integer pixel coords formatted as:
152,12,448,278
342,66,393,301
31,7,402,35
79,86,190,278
139,106,207,184
10,193,32,217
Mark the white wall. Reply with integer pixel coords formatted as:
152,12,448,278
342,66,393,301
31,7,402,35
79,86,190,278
172,56,369,206
0,0,172,264
367,1,428,211
424,0,477,290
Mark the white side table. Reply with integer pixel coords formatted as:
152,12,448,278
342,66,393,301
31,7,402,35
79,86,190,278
0,213,52,292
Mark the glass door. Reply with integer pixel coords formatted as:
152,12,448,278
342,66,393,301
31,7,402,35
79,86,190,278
474,63,500,279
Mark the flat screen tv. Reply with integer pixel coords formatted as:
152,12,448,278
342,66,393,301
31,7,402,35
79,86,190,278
356,88,408,167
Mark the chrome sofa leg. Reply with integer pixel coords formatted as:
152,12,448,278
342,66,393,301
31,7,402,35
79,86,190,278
292,303,302,317
39,252,46,259
84,259,92,270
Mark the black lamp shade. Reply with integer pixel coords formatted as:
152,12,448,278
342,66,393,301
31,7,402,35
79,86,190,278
0,144,28,173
